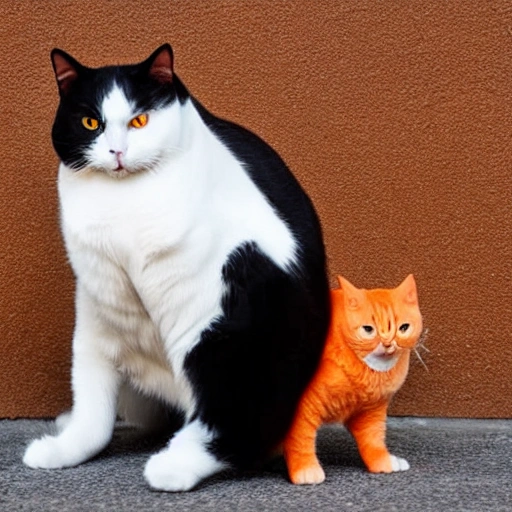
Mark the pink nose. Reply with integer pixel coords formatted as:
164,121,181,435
110,150,124,169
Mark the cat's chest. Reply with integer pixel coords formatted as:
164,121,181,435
59,165,191,262
60,168,220,334
321,355,408,422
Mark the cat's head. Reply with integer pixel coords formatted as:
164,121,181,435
50,44,188,178
336,275,423,372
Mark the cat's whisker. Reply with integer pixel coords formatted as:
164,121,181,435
413,328,429,371
413,347,429,372
130,149,185,176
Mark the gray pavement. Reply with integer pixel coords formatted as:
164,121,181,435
1,417,510,511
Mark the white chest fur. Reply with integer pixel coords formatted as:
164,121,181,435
58,101,298,413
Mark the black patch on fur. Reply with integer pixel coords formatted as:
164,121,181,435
185,242,329,469
192,96,328,308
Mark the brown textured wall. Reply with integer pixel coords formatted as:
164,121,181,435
1,1,511,418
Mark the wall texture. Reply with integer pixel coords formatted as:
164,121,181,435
1,1,511,418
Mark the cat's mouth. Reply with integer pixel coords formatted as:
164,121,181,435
114,163,127,174
373,342,397,357
104,164,130,178
363,343,401,372
103,163,150,179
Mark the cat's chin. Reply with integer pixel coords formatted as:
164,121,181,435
76,165,145,179
363,352,400,372
105,167,134,179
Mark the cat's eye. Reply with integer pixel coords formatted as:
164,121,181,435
399,323,411,333
129,114,148,129
359,325,376,339
82,117,99,131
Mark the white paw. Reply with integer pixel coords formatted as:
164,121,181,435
143,420,227,492
144,451,200,492
23,436,72,469
390,455,410,472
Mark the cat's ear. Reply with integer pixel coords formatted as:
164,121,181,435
146,44,174,84
396,274,418,305
337,275,364,310
51,49,83,96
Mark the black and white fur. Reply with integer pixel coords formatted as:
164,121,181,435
23,44,330,491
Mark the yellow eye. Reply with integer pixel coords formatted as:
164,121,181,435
82,117,99,131
129,114,148,129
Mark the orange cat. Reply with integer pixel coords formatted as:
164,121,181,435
283,274,422,484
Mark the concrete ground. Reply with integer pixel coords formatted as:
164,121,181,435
1,417,510,511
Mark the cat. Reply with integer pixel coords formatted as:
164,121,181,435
283,274,422,484
23,44,331,492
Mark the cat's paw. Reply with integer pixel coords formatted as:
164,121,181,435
289,464,326,485
390,455,410,472
23,436,71,469
144,450,201,492
366,453,410,473
144,421,226,492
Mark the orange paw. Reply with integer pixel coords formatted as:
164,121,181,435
289,464,326,485
367,454,409,473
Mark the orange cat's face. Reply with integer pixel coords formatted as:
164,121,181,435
337,275,422,372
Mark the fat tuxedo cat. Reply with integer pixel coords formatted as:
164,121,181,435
23,44,330,491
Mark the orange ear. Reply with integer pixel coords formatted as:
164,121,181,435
337,275,364,310
396,274,418,305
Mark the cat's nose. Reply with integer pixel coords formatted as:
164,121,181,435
381,335,394,347
109,150,124,169
382,340,397,354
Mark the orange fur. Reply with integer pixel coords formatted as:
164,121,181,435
283,275,422,484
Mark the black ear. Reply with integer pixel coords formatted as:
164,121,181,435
146,44,174,84
51,49,83,95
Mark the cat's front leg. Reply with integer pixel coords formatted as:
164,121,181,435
346,404,409,473
24,287,120,469
283,405,325,485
